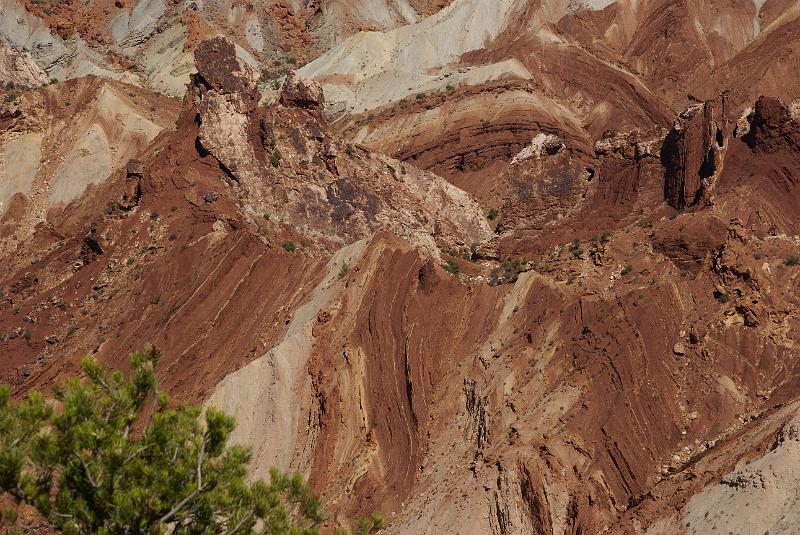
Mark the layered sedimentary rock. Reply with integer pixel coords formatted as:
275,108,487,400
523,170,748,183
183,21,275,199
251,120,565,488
301,0,799,212
188,37,490,250
0,76,179,247
0,45,48,87
661,98,730,209
2,1,800,534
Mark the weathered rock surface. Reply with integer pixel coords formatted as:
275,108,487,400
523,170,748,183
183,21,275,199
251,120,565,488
2,2,800,534
188,38,490,251
0,45,48,87
661,98,730,209
742,96,800,153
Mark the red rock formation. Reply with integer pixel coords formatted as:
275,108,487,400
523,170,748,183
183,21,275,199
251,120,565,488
743,96,800,153
661,98,730,209
186,38,490,251
2,3,800,534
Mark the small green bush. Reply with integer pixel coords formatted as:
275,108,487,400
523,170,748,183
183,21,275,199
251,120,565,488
596,230,612,243
281,240,296,253
570,238,582,258
269,149,282,168
488,259,527,286
442,260,460,276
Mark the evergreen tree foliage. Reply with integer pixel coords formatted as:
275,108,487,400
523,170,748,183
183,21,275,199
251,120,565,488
0,346,381,534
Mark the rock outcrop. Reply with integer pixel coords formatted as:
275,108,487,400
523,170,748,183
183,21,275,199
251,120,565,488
0,45,48,87
3,2,800,535
187,38,491,251
279,71,324,112
742,96,800,153
661,98,730,209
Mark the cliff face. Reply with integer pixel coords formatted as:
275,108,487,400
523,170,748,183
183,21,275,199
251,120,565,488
661,99,730,209
302,0,800,208
2,2,800,534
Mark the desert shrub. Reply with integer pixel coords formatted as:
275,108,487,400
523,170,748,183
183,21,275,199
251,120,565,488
590,230,612,244
570,239,582,258
714,290,730,303
488,259,526,286
281,240,296,253
270,149,282,168
443,260,460,276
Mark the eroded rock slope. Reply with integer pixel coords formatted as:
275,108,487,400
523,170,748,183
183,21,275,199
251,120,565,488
1,2,800,534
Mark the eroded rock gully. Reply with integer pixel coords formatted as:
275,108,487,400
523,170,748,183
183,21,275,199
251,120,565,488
1,3,800,533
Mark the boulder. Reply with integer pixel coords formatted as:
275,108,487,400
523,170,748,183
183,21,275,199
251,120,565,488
279,71,324,111
126,159,144,178
742,96,800,153
193,38,256,95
